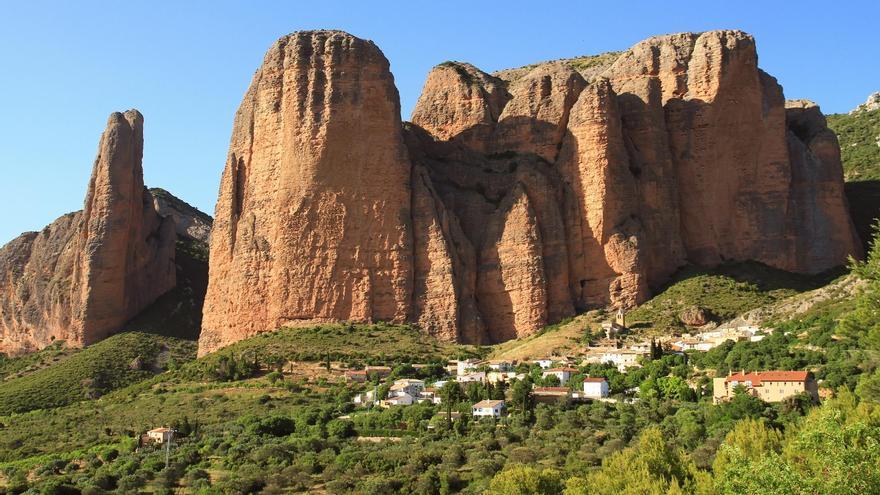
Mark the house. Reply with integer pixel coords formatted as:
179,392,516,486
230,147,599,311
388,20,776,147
487,371,523,384
456,359,482,376
533,387,572,404
345,370,368,383
146,427,174,444
364,366,392,379
456,372,486,384
582,377,609,399
381,393,414,407
712,371,819,404
534,358,555,369
354,388,380,406
600,349,645,372
390,379,425,397
542,367,579,385
472,399,506,418
486,360,513,372
419,388,442,404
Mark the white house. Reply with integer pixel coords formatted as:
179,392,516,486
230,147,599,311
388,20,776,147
456,372,486,384
472,399,506,418
534,358,555,369
381,393,414,407
582,377,609,399
486,360,513,372
419,388,442,404
146,427,174,444
390,379,425,397
456,359,481,376
353,390,376,406
600,350,645,372
542,367,579,385
487,371,523,384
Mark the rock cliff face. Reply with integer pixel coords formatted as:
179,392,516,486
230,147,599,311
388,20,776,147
199,29,862,354
0,111,177,355
199,31,413,355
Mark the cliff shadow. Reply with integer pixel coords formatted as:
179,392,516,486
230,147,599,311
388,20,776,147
115,238,208,341
845,180,880,252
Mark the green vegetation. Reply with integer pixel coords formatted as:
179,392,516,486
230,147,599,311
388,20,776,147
0,332,195,416
627,261,840,334
190,322,475,373
0,342,76,382
564,51,623,73
828,108,880,181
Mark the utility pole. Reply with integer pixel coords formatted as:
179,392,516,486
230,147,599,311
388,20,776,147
164,429,176,469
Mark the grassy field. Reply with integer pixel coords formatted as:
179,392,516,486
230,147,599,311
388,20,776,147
488,314,597,360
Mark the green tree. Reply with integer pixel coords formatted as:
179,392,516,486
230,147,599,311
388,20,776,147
510,377,535,420
486,465,563,495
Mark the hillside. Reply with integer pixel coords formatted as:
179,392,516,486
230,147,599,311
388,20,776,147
828,107,880,182
0,332,196,416
827,103,880,251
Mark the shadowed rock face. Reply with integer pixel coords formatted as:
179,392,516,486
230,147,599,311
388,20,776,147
199,29,861,354
0,110,177,355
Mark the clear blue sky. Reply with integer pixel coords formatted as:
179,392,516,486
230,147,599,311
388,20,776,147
1,0,877,245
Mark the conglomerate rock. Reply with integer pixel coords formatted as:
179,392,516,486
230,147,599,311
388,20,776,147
199,29,862,354
0,110,176,355
199,31,414,355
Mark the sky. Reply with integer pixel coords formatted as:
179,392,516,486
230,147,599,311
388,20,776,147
1,0,878,245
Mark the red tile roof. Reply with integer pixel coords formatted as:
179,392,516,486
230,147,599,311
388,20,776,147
725,371,810,386
545,367,579,373
582,377,607,383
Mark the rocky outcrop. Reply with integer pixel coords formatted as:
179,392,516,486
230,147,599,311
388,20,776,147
150,188,213,243
851,92,880,113
199,29,862,354
199,31,413,355
411,62,510,153
0,110,176,355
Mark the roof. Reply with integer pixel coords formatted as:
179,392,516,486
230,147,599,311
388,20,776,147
726,371,810,385
582,377,607,383
473,399,505,408
148,427,172,433
345,370,367,375
545,367,579,373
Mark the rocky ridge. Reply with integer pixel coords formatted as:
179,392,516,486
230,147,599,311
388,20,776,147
0,111,177,355
852,91,880,113
199,29,862,354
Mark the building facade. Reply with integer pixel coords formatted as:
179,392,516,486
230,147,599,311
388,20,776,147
713,371,818,404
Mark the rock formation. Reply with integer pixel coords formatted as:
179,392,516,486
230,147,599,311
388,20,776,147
852,91,880,113
199,29,862,354
199,31,413,355
151,188,213,244
0,110,176,355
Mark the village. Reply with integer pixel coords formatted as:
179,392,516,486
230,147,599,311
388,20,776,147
339,309,819,421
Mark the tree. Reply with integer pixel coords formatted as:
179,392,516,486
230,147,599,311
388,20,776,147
439,382,465,429
510,377,535,420
486,466,563,495
566,427,700,495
